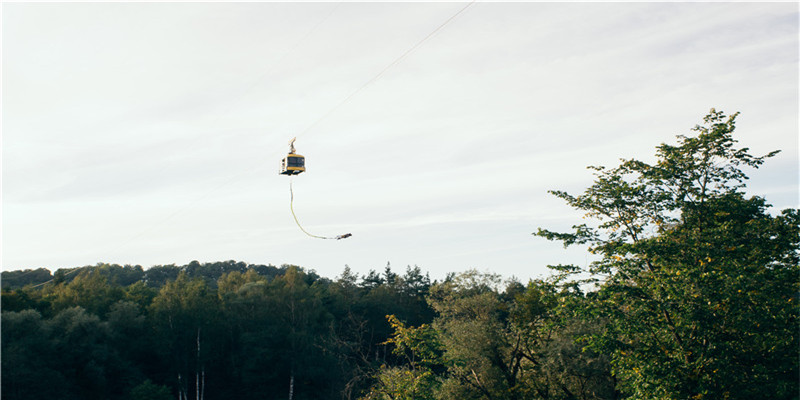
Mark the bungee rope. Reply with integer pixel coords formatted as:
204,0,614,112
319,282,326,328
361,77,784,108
289,177,352,240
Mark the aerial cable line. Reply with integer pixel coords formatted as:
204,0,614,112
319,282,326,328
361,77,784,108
225,2,343,115
294,0,476,140
29,266,88,288
283,1,475,240
93,7,343,261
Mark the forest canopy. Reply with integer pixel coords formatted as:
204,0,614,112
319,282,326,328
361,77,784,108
2,110,797,400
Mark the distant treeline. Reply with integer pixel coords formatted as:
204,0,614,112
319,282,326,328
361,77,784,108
1,261,287,290
2,261,438,400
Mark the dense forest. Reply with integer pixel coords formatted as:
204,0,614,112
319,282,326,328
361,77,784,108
3,110,798,400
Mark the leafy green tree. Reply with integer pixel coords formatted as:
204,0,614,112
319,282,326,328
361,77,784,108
47,306,132,399
216,271,275,398
149,272,220,400
90,263,145,286
143,264,182,288
1,268,52,289
508,275,616,400
106,300,153,386
325,266,382,400
124,281,159,310
536,109,799,399
426,271,527,400
45,268,124,316
1,288,39,312
268,266,338,399
1,310,66,400
361,315,443,400
128,379,173,400
216,266,340,399
365,365,438,400
420,271,613,400
217,269,266,296
185,260,251,287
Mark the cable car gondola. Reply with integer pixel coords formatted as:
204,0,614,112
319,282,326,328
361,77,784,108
280,138,305,175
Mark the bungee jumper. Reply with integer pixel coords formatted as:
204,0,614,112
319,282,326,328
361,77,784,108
281,138,352,240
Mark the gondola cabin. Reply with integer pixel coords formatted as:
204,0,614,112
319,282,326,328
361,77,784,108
280,153,305,175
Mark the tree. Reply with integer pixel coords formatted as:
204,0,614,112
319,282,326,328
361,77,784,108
216,271,276,398
361,315,443,400
536,109,799,399
267,266,338,399
1,268,52,289
361,269,616,400
401,265,431,298
107,300,152,386
426,271,525,400
1,310,66,400
45,268,124,316
124,281,159,310
92,263,145,286
509,275,616,400
47,306,128,399
361,269,385,290
149,272,219,400
143,264,182,288
128,379,173,400
1,288,39,312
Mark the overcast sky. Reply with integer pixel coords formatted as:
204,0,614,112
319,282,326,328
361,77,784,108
3,2,798,281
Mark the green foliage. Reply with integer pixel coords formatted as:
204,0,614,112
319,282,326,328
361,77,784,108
1,310,66,400
45,269,125,316
124,281,158,310
1,268,52,289
48,307,115,398
365,365,439,400
128,380,172,400
1,288,39,312
4,262,419,399
362,271,615,400
361,316,442,400
386,315,442,368
536,109,799,399
3,262,615,400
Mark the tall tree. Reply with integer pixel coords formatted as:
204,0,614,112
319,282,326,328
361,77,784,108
149,272,219,400
1,310,66,400
46,268,124,316
361,315,443,400
426,271,525,400
536,109,799,399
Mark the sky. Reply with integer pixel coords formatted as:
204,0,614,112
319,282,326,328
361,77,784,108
2,1,798,282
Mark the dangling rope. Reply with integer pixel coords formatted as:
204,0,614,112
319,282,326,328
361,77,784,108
289,177,352,240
